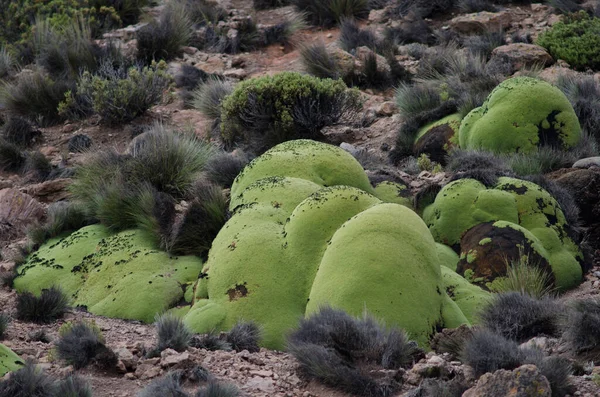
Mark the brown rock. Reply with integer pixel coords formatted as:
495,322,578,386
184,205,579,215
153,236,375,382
450,11,513,34
377,102,398,117
463,364,551,397
21,178,71,203
413,124,457,164
489,44,554,72
135,362,162,380
160,349,191,368
0,188,45,238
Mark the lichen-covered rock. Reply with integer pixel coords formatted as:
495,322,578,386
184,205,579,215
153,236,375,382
14,225,203,323
458,77,581,154
0,344,24,377
423,177,583,290
185,140,489,349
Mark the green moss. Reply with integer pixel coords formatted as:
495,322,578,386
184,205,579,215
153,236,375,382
441,266,491,323
458,77,581,154
437,243,459,272
423,176,583,290
415,113,462,141
537,12,600,71
0,344,24,377
372,181,412,208
14,225,203,323
479,238,492,245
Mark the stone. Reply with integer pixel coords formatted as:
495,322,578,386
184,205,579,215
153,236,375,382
489,44,554,72
68,134,92,153
135,363,162,380
377,101,398,117
462,364,551,397
160,349,191,368
245,376,276,393
114,347,136,370
450,11,513,34
223,68,247,80
573,157,600,169
0,189,45,238
21,178,71,203
368,9,388,23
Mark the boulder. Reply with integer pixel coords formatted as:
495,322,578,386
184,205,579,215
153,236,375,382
450,11,513,34
0,188,45,239
463,365,551,397
489,44,554,72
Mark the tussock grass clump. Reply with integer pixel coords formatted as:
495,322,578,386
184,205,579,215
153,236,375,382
300,42,341,80
287,307,421,397
28,202,90,247
557,73,600,143
564,298,600,360
56,320,116,370
292,0,369,27
189,332,232,352
186,0,227,26
16,287,69,323
457,0,497,12
204,151,249,188
220,72,362,154
0,139,26,172
1,70,70,126
339,18,381,53
192,77,234,120
0,361,54,397
136,0,193,63
254,0,291,9
490,254,556,298
54,375,93,397
226,321,261,353
0,46,14,79
195,381,240,397
463,30,506,59
478,292,561,342
461,329,522,377
154,313,192,353
138,371,188,397
2,117,40,147
0,312,9,339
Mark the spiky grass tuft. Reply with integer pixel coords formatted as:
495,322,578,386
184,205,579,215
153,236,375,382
300,42,341,80
226,321,261,353
0,139,26,172
16,287,69,324
138,371,188,397
460,329,522,377
155,313,192,353
195,381,240,397
490,253,556,298
0,361,54,397
54,375,93,397
2,117,41,147
292,0,369,27
192,77,234,120
56,320,116,370
564,298,600,360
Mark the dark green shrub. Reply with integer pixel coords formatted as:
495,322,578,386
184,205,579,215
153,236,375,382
136,1,193,64
287,307,420,397
2,117,40,147
60,61,170,125
220,72,362,153
0,139,26,172
1,70,70,126
16,287,69,323
537,11,600,71
56,320,116,369
292,0,369,27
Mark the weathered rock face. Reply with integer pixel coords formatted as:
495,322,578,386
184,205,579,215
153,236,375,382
449,11,514,34
463,365,552,397
488,43,554,73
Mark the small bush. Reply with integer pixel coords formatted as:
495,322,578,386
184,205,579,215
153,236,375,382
136,0,193,63
54,375,93,397
56,320,116,369
489,254,556,298
339,18,381,53
29,329,51,343
460,329,522,377
300,42,341,80
195,381,240,397
383,15,434,46
546,0,586,14
557,73,600,143
16,287,69,323
60,60,170,125
1,70,70,126
292,0,369,27
220,72,362,153
2,117,41,147
0,139,26,172
479,292,561,342
0,312,9,339
155,313,192,353
564,298,600,360
537,11,600,71
522,349,574,397
0,361,55,397
23,151,52,181
287,307,420,397
186,0,227,26
254,0,291,9
395,82,443,119
192,77,234,120
226,321,261,353
138,371,188,397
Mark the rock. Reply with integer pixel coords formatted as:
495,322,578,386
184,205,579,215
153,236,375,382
21,178,71,203
462,364,551,397
414,124,457,164
160,349,191,368
223,68,247,80
355,46,391,75
489,44,554,72
114,347,136,371
537,66,578,84
449,11,513,34
182,46,198,55
340,142,359,156
368,9,388,23
245,376,276,393
573,157,600,169
431,325,473,360
68,134,92,153
377,101,398,117
327,43,355,78
0,189,45,238
135,362,162,380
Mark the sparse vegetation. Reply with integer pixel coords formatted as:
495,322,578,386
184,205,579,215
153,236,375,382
461,329,523,377
490,253,556,298
0,361,55,397
292,0,370,27
56,320,116,369
0,312,9,339
154,313,192,353
226,321,261,353
16,287,69,323
287,307,421,397
138,371,188,397
195,381,240,397
2,117,40,147
254,0,291,9
564,298,600,360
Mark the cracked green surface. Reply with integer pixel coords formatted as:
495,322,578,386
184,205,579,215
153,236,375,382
14,225,203,323
0,344,24,377
185,140,485,349
458,77,581,153
423,177,583,290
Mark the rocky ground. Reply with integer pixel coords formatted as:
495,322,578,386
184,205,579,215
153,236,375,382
2,0,600,396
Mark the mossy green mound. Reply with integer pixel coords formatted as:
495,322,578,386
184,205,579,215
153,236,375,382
0,344,24,377
185,140,489,349
458,77,581,154
14,225,203,323
423,177,583,290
